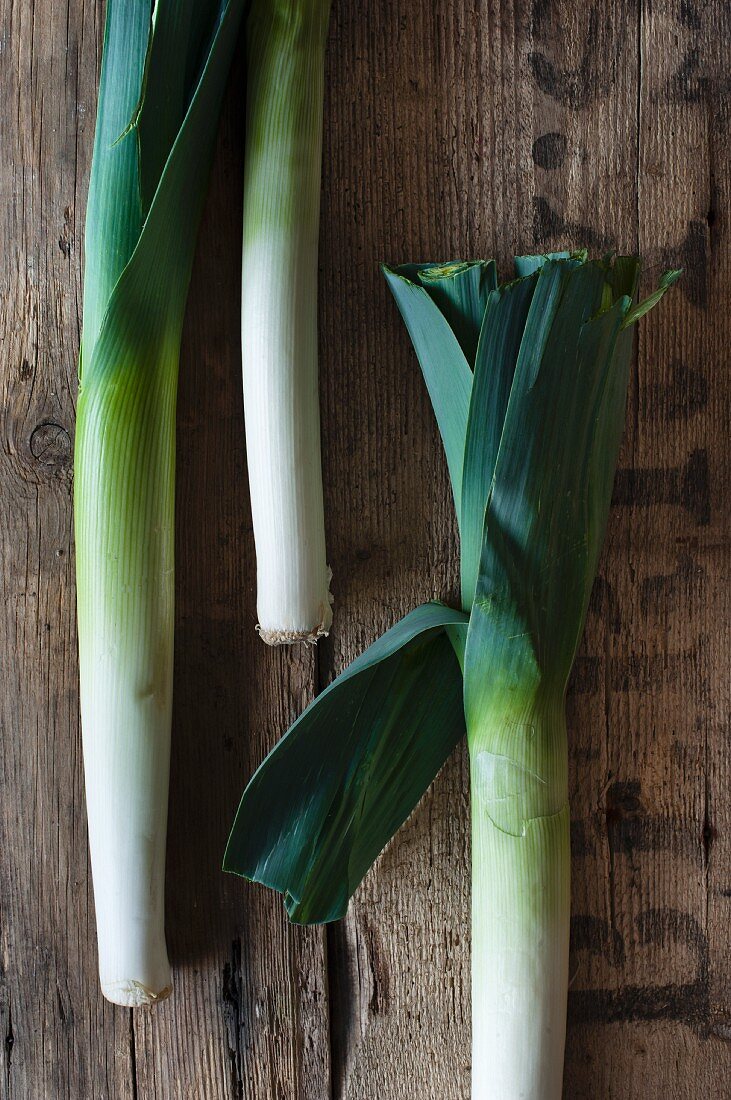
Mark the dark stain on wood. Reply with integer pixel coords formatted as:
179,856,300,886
569,909,710,1033
612,449,711,526
647,359,709,421
568,655,602,696
660,221,709,309
532,132,568,170
640,553,706,615
570,913,626,967
532,196,610,251
529,6,624,110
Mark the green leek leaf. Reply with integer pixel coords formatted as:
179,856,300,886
382,266,473,523
603,253,640,300
133,2,199,214
514,250,583,277
224,602,468,923
623,267,683,326
463,260,622,727
460,274,538,610
417,260,497,363
81,1,150,362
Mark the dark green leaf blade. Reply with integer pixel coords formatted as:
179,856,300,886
464,260,623,731
417,260,497,364
514,250,585,278
134,0,230,215
460,274,538,611
81,0,151,365
224,602,469,923
134,2,197,214
383,265,473,524
82,0,246,389
604,254,640,301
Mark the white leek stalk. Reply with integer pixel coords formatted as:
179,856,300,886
241,0,333,644
76,361,176,1005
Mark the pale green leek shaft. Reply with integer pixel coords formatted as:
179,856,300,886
469,696,569,1100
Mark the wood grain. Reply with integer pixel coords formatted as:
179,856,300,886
0,0,728,1096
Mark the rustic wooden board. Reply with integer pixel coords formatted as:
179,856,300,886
0,0,728,1097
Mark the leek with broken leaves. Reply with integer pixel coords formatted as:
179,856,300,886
75,0,244,1006
225,253,679,1095
241,0,334,644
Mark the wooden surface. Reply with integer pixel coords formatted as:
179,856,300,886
1,0,728,1096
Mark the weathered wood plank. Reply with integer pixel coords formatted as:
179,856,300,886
569,0,730,1093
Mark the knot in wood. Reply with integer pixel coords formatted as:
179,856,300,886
29,421,71,469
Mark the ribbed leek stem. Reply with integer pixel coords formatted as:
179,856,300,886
469,696,570,1100
75,351,176,1006
241,0,333,644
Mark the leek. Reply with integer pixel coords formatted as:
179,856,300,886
76,0,244,1006
241,0,333,644
226,253,679,1093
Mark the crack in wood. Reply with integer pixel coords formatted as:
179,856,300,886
221,939,244,1100
4,996,13,1095
128,1011,138,1100
316,641,337,1100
